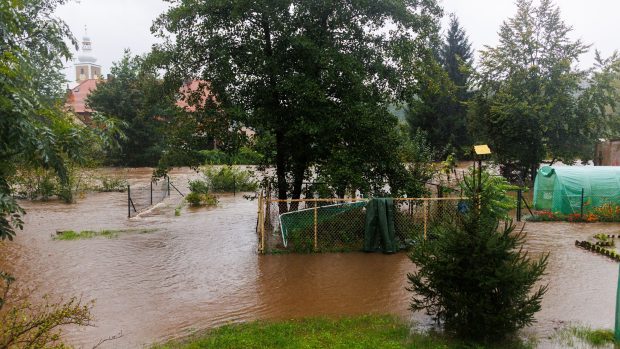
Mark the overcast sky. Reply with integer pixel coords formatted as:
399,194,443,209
56,0,619,83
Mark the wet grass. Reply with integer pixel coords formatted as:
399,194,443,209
54,228,158,240
553,325,615,347
151,315,534,349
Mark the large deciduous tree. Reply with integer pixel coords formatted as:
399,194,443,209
0,0,77,240
0,2,98,345
151,0,442,205
87,50,176,166
469,0,618,181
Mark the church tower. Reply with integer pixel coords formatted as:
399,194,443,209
74,29,101,82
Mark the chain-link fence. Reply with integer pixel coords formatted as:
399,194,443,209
127,178,170,217
256,195,464,253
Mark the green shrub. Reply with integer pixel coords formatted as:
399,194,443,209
12,167,58,200
97,176,128,192
0,272,93,348
185,192,218,206
200,149,228,164
202,166,258,192
186,192,205,206
199,147,263,165
407,169,548,342
188,179,210,194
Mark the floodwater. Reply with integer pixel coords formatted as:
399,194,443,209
0,167,619,348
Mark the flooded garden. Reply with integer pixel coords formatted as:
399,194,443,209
0,168,617,348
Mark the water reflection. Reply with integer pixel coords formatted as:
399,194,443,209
0,168,618,348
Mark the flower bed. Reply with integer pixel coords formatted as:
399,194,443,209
527,210,598,222
526,203,620,222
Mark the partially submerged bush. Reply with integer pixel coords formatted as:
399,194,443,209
185,192,217,207
0,272,94,348
97,176,128,192
188,179,210,194
202,166,258,192
11,167,59,200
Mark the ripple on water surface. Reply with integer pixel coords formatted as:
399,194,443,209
2,168,620,348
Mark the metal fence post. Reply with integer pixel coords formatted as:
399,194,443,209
150,181,153,205
261,195,266,253
615,263,620,342
314,201,318,251
127,185,131,218
581,188,585,218
167,176,171,197
517,189,522,222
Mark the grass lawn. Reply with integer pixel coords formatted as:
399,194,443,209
152,315,533,349
53,228,158,240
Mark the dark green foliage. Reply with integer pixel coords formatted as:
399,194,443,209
151,0,443,202
470,0,620,181
442,15,474,96
460,168,517,221
407,15,473,158
202,166,258,193
199,147,263,165
187,178,218,206
188,179,210,195
97,176,129,192
407,170,548,341
185,192,205,206
87,50,176,166
0,0,121,239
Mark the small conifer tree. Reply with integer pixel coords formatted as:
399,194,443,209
407,168,548,341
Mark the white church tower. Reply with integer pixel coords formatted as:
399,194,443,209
74,28,101,82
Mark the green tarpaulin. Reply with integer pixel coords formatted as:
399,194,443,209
363,198,397,253
533,166,620,214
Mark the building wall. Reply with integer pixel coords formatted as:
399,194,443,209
75,64,102,82
595,140,620,166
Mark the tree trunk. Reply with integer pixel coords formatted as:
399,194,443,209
275,130,288,214
289,161,306,212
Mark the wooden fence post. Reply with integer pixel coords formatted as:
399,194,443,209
423,200,428,240
257,191,264,253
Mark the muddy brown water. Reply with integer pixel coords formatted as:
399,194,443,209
1,167,619,348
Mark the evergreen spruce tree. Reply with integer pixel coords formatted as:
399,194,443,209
407,169,548,342
440,15,473,152
407,15,474,159
441,15,473,94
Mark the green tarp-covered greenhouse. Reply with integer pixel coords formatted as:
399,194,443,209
533,166,620,214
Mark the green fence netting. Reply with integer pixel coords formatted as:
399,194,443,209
279,201,367,248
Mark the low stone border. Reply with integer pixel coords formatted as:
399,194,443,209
575,240,620,262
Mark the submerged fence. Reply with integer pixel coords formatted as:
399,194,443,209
256,194,464,253
127,177,171,217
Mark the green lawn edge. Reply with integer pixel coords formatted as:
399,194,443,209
151,315,534,349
